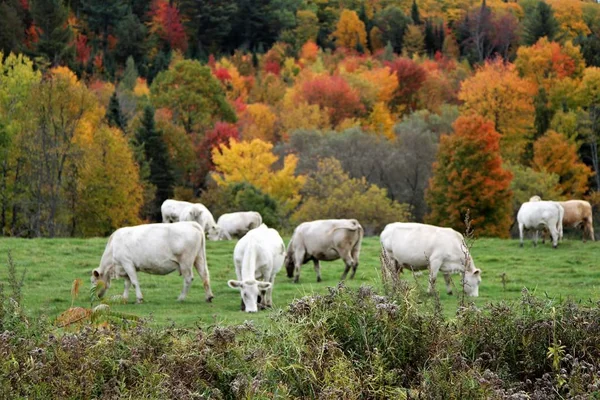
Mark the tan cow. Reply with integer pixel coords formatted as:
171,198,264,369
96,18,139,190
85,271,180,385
285,219,364,283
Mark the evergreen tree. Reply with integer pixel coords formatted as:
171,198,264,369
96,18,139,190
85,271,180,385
30,0,74,66
121,56,138,92
411,0,421,25
373,6,411,53
424,19,436,55
80,0,127,56
135,105,174,221
576,34,600,68
106,91,126,131
533,87,553,139
522,1,558,46
115,11,147,65
383,41,395,61
0,1,24,55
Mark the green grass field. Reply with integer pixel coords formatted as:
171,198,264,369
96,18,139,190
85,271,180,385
0,235,599,327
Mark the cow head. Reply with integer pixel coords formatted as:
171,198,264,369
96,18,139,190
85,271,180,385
284,254,295,278
462,268,482,297
91,269,112,298
207,224,222,241
227,279,271,312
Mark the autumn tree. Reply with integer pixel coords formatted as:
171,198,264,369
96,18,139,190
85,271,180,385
507,162,561,216
426,114,513,237
293,10,320,49
403,25,425,57
238,103,278,142
545,0,589,42
332,9,367,51
194,121,239,186
292,157,410,235
135,105,174,221
76,126,143,236
368,102,395,140
532,130,593,197
148,0,188,52
299,75,365,127
151,59,236,134
212,138,305,213
458,59,536,163
386,58,427,114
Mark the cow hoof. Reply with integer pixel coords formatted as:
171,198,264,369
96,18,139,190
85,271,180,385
206,295,214,303
177,296,185,302
136,298,144,304
553,245,558,249
447,291,453,296
294,277,300,284
519,243,523,248
317,277,322,283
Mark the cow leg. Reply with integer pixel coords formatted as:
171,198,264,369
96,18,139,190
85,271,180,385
178,266,193,302
548,225,559,249
443,273,453,295
519,223,524,248
541,229,546,244
350,239,361,279
293,250,304,284
240,298,246,311
194,249,214,302
265,276,275,308
313,259,322,282
122,262,143,303
533,230,538,247
427,259,442,295
340,250,355,280
588,219,595,242
122,277,131,302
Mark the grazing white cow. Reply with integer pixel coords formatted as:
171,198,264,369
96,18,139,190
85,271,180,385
91,222,214,303
517,201,563,248
380,222,482,297
217,211,263,240
528,195,564,240
161,199,221,240
285,219,363,283
228,224,285,312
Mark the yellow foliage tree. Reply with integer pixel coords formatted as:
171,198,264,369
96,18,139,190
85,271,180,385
239,103,278,142
332,10,367,50
458,59,536,163
546,0,590,41
212,139,305,212
369,27,384,51
77,126,143,236
403,25,425,58
279,91,331,136
368,102,395,140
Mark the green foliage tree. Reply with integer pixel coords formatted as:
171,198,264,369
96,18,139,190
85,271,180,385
506,163,561,216
411,0,421,25
151,59,236,134
30,0,74,66
522,1,558,45
135,105,174,221
426,114,513,237
293,157,410,235
80,0,127,64
0,1,24,55
373,7,411,54
114,11,147,66
105,91,125,131
120,56,138,92
180,0,237,57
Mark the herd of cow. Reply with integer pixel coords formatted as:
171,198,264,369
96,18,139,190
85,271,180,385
90,197,594,312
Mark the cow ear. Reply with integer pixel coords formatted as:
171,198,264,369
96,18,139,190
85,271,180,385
473,269,481,275
257,281,272,290
93,269,100,278
228,280,242,289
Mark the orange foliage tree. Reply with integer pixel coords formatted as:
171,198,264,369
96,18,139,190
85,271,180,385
332,9,367,50
458,58,536,164
532,130,593,198
238,103,278,142
299,75,365,127
148,0,188,52
425,114,513,237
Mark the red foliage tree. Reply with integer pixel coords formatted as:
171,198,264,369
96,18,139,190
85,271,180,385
425,114,514,237
149,0,188,52
194,122,240,186
385,58,427,113
299,75,364,126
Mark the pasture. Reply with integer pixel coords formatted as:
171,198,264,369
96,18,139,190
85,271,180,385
0,235,599,327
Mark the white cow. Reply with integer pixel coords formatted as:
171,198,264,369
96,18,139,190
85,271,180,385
161,199,221,240
380,222,482,297
285,219,363,283
216,211,263,240
517,201,563,248
228,224,285,312
528,195,564,240
91,222,214,303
